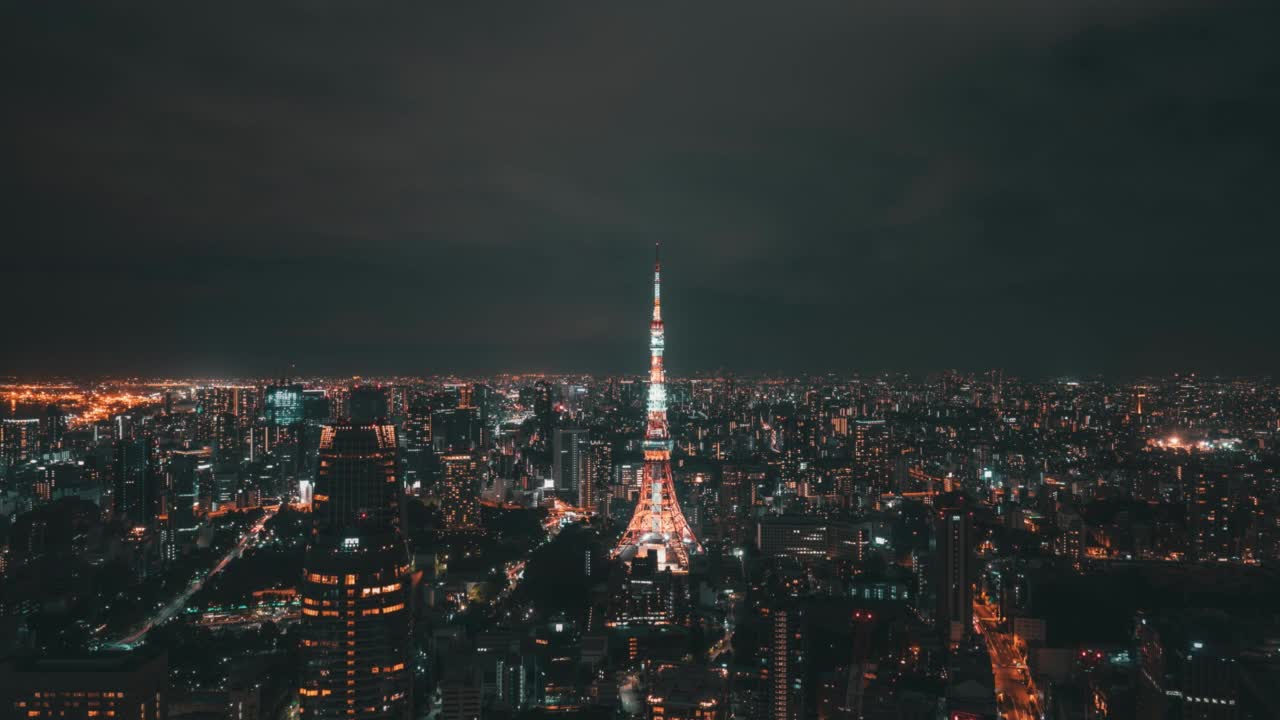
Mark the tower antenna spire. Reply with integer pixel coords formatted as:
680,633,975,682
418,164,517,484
652,241,662,322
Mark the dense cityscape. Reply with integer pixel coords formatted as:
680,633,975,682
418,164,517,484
1,248,1279,719
8,2,1279,718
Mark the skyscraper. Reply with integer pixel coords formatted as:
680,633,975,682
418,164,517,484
265,383,305,426
471,383,494,449
168,448,207,543
587,438,612,513
349,385,390,425
113,437,158,528
1,418,41,474
440,452,481,532
720,464,762,543
853,419,890,494
533,380,555,449
311,425,402,530
934,508,974,646
211,411,241,462
553,427,589,503
615,243,701,573
431,407,481,453
764,603,805,720
299,424,412,719
41,404,66,450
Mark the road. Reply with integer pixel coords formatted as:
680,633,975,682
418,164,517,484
707,591,739,664
975,599,1039,720
109,506,278,648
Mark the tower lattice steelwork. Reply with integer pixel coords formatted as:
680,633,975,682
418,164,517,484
614,243,702,573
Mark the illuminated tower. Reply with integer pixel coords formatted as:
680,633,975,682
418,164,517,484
614,243,702,573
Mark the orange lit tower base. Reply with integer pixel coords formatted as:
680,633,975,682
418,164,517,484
614,244,702,573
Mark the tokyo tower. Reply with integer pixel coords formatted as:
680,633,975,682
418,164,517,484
614,242,702,573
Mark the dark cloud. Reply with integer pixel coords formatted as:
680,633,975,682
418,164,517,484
3,1,1277,377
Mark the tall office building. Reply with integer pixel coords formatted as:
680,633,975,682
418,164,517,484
431,407,481,453
934,508,974,646
720,465,760,519
42,405,67,450
311,425,402,530
168,449,207,543
615,244,702,573
265,384,306,426
471,383,495,449
349,386,390,425
403,397,432,452
113,438,158,528
439,453,481,532
533,380,555,449
386,385,411,423
553,428,590,502
303,389,331,421
209,412,241,462
299,424,412,719
212,464,240,512
720,464,763,543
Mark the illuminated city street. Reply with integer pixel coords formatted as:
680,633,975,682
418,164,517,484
108,505,279,649
976,599,1039,720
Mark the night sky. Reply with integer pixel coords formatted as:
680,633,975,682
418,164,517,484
5,2,1278,378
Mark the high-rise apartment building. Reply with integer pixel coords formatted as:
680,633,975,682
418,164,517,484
853,419,890,494
764,604,805,720
1187,465,1242,561
934,508,974,646
1,417,41,473
440,452,481,532
587,438,612,512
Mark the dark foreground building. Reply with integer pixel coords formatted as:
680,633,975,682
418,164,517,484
0,649,168,720
299,424,413,719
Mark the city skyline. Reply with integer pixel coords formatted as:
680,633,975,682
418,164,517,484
4,4,1279,719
